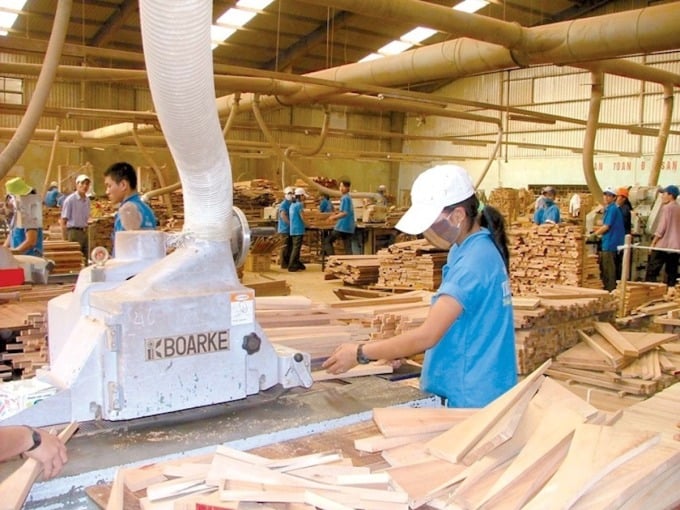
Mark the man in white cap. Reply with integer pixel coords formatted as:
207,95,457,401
323,165,517,408
287,187,308,272
60,174,92,257
277,186,295,268
3,177,43,256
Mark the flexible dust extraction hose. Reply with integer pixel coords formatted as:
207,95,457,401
139,0,232,243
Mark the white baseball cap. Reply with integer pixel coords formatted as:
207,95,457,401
283,186,294,195
603,186,616,196
396,164,475,235
294,187,307,196
76,174,91,184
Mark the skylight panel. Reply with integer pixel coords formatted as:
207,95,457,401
0,0,27,37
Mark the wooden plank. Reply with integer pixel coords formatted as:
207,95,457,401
570,444,680,510
372,407,476,438
594,322,640,357
461,376,543,466
475,407,584,510
387,458,466,509
354,430,439,454
425,361,550,464
311,362,392,382
578,330,628,368
522,424,660,510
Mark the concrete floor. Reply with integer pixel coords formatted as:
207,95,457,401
243,261,349,303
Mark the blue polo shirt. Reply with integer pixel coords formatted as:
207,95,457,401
421,228,517,408
289,201,305,235
601,203,625,252
113,193,157,233
277,198,292,234
335,194,355,234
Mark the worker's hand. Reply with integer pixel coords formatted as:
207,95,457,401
322,343,359,374
25,429,68,479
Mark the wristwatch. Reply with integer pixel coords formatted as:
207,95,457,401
25,427,41,452
356,344,373,365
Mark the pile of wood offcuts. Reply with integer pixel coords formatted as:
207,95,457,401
89,362,680,509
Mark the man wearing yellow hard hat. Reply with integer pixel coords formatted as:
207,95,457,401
3,177,44,256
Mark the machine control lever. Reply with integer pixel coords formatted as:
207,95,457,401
242,333,261,355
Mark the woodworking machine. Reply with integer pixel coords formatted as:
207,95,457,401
1,223,312,428
0,0,313,428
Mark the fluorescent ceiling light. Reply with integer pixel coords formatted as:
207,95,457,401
454,0,488,14
379,40,414,56
212,0,274,50
0,0,27,37
402,27,437,45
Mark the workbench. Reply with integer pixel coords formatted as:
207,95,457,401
7,376,434,509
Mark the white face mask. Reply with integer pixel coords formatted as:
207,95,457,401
423,210,461,250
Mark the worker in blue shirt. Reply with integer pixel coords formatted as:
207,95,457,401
288,188,308,272
319,193,333,213
44,181,62,208
103,162,157,250
592,186,625,291
323,180,355,256
533,186,560,225
323,165,517,408
277,187,294,268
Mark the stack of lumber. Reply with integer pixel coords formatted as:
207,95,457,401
618,281,668,316
548,321,679,398
41,206,62,233
233,179,278,223
376,239,448,291
488,187,519,223
324,255,380,286
43,239,84,274
514,285,618,374
88,214,115,254
87,363,680,510
1,312,48,379
384,207,406,228
508,224,597,295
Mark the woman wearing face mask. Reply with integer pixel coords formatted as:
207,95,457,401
322,165,516,408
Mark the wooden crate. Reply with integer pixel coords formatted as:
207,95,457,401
244,253,272,272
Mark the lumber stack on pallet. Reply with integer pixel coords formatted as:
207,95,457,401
547,321,680,398
514,285,618,374
376,239,448,291
324,255,380,286
508,224,598,295
43,239,84,274
86,365,680,510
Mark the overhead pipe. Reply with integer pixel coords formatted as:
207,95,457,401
298,0,680,67
647,84,674,187
0,0,72,179
474,127,503,190
251,94,382,201
40,125,61,195
281,106,331,190
583,72,604,198
222,93,241,136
